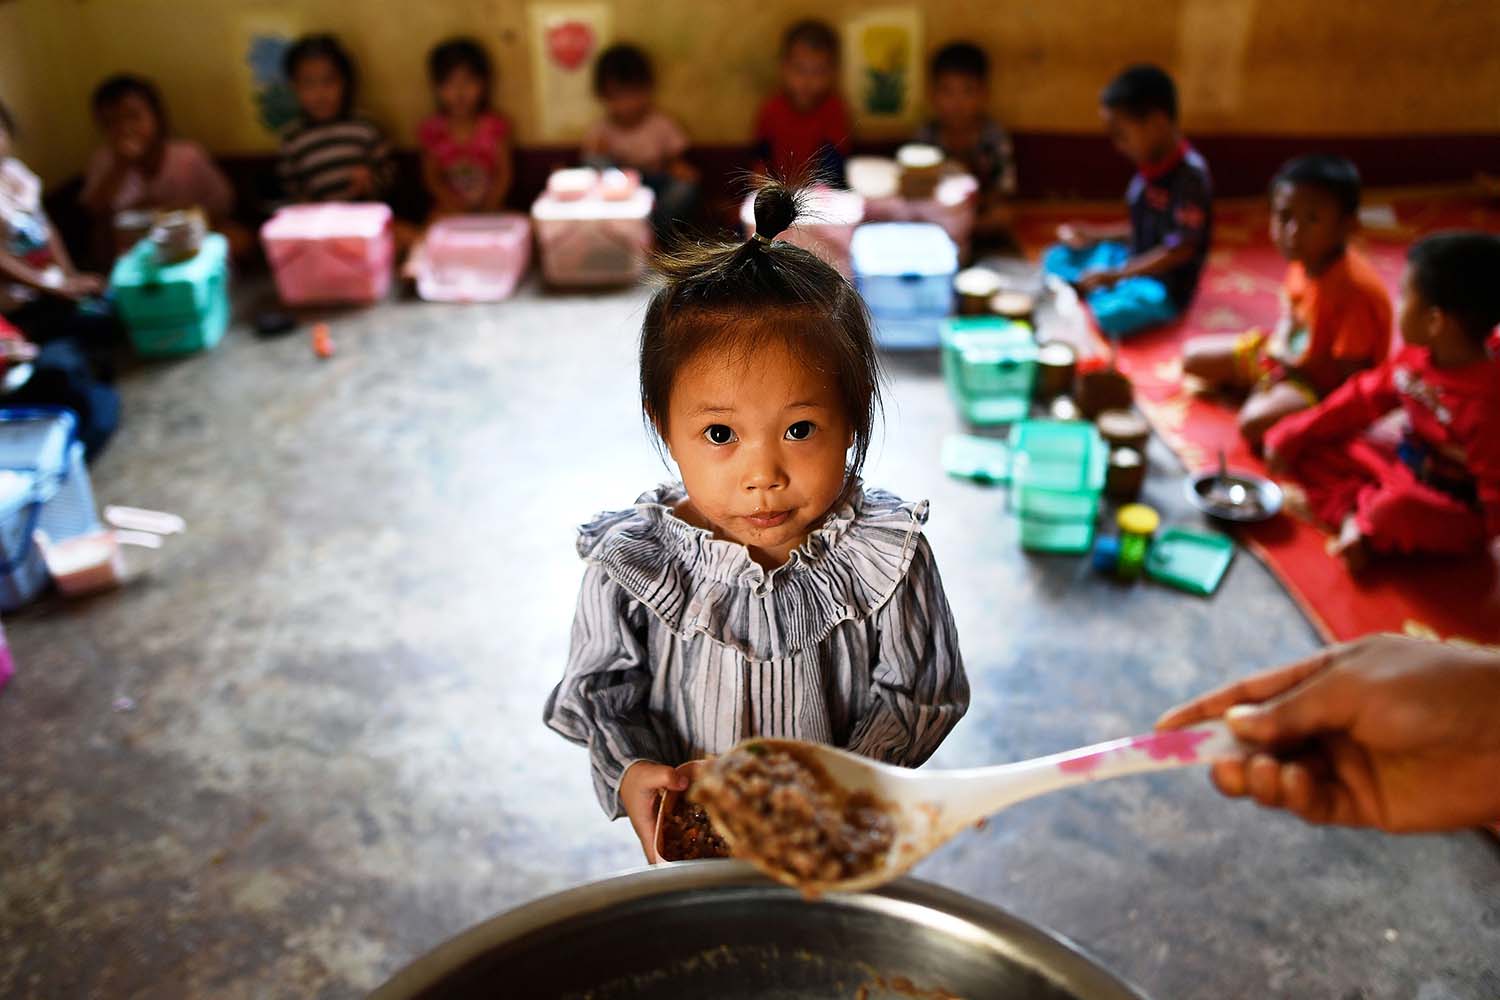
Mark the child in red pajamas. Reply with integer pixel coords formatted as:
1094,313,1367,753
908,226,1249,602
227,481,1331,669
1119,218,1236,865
1265,233,1500,571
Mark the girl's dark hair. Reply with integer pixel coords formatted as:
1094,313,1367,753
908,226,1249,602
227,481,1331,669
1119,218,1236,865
640,180,883,484
428,37,493,110
284,33,357,118
0,98,14,138
90,74,170,134
1408,232,1500,344
782,19,839,59
593,43,653,96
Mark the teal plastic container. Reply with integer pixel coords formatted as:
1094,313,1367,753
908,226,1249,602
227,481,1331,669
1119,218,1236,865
110,232,229,357
1008,420,1107,553
941,317,1038,425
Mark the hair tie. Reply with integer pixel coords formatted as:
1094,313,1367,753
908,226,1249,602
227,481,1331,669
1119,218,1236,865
749,232,775,248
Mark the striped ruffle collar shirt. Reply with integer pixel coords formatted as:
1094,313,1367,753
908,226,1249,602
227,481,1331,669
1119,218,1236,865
545,483,969,819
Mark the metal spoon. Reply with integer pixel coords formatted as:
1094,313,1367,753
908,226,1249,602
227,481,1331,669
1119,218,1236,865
699,721,1240,895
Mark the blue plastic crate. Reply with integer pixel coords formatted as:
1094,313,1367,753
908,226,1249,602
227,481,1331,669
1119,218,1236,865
0,409,102,610
851,222,957,350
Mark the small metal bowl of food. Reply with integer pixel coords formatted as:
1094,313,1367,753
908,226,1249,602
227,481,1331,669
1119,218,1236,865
1185,457,1284,524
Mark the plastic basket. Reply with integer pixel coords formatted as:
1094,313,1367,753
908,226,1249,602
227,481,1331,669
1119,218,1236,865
1008,420,1107,554
110,233,230,357
942,318,1038,425
0,409,102,610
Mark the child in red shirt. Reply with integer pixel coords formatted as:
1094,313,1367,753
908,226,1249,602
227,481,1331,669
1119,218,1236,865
1265,232,1500,571
1185,155,1391,447
753,20,852,184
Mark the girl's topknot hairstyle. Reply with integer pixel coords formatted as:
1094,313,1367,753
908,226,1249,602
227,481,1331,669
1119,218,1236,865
640,179,883,484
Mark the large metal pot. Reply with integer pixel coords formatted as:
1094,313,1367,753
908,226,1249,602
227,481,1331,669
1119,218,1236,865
371,862,1148,999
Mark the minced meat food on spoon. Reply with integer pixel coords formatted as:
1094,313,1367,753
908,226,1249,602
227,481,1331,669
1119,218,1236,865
691,741,897,894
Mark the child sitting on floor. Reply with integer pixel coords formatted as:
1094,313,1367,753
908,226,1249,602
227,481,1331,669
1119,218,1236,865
1184,155,1391,447
419,37,512,217
277,34,394,204
1,102,121,458
545,180,969,859
582,43,699,236
80,74,244,260
1,101,112,346
753,20,852,185
1265,232,1500,571
913,41,1016,245
1045,65,1213,337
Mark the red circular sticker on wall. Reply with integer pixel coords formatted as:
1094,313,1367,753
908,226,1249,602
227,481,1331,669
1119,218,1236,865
547,21,595,72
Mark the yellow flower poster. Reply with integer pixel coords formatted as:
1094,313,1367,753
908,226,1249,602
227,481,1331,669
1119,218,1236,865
844,8,923,124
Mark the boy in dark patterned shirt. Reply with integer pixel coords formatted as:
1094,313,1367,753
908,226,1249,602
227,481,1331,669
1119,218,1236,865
1045,65,1213,337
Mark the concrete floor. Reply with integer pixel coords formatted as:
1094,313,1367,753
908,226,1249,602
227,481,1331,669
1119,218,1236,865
1,274,1497,999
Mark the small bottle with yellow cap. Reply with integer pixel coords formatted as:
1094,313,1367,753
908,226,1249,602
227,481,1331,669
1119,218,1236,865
1114,503,1160,579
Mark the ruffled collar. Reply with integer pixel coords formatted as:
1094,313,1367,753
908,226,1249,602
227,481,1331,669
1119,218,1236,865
576,483,929,660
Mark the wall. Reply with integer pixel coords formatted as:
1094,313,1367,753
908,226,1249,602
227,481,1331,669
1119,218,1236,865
0,0,46,167
2,0,1498,185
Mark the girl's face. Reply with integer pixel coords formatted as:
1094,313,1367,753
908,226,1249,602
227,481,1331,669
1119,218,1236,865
98,93,162,163
662,337,853,568
292,56,347,123
601,82,652,129
437,65,485,119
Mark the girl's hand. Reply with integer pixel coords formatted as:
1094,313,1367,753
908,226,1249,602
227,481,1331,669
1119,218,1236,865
1057,223,1092,249
1156,634,1500,832
346,165,375,198
619,761,689,862
112,133,150,164
1075,268,1119,294
61,273,105,300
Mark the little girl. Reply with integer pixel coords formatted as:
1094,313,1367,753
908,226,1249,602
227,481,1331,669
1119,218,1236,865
277,34,394,204
1,100,110,342
80,74,239,258
419,37,512,216
545,182,970,857
1,101,121,457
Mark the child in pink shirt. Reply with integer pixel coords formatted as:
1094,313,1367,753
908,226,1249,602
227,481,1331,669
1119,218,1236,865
582,43,699,237
418,37,512,217
80,75,243,259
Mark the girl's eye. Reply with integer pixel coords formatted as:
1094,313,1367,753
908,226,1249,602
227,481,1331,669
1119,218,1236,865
704,424,736,446
785,421,816,441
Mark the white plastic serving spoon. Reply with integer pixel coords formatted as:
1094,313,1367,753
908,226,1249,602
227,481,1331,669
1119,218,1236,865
701,721,1242,894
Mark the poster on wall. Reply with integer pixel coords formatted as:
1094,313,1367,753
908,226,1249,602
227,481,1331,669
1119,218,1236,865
844,8,922,125
236,10,305,146
528,3,611,140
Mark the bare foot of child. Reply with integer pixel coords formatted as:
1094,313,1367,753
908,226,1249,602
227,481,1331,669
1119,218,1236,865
1330,515,1370,573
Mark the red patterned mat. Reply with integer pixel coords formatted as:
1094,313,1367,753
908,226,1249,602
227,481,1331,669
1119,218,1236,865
1016,190,1500,643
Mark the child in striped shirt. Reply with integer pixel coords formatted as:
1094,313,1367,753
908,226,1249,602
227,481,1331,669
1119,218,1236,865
545,181,970,859
277,34,393,204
